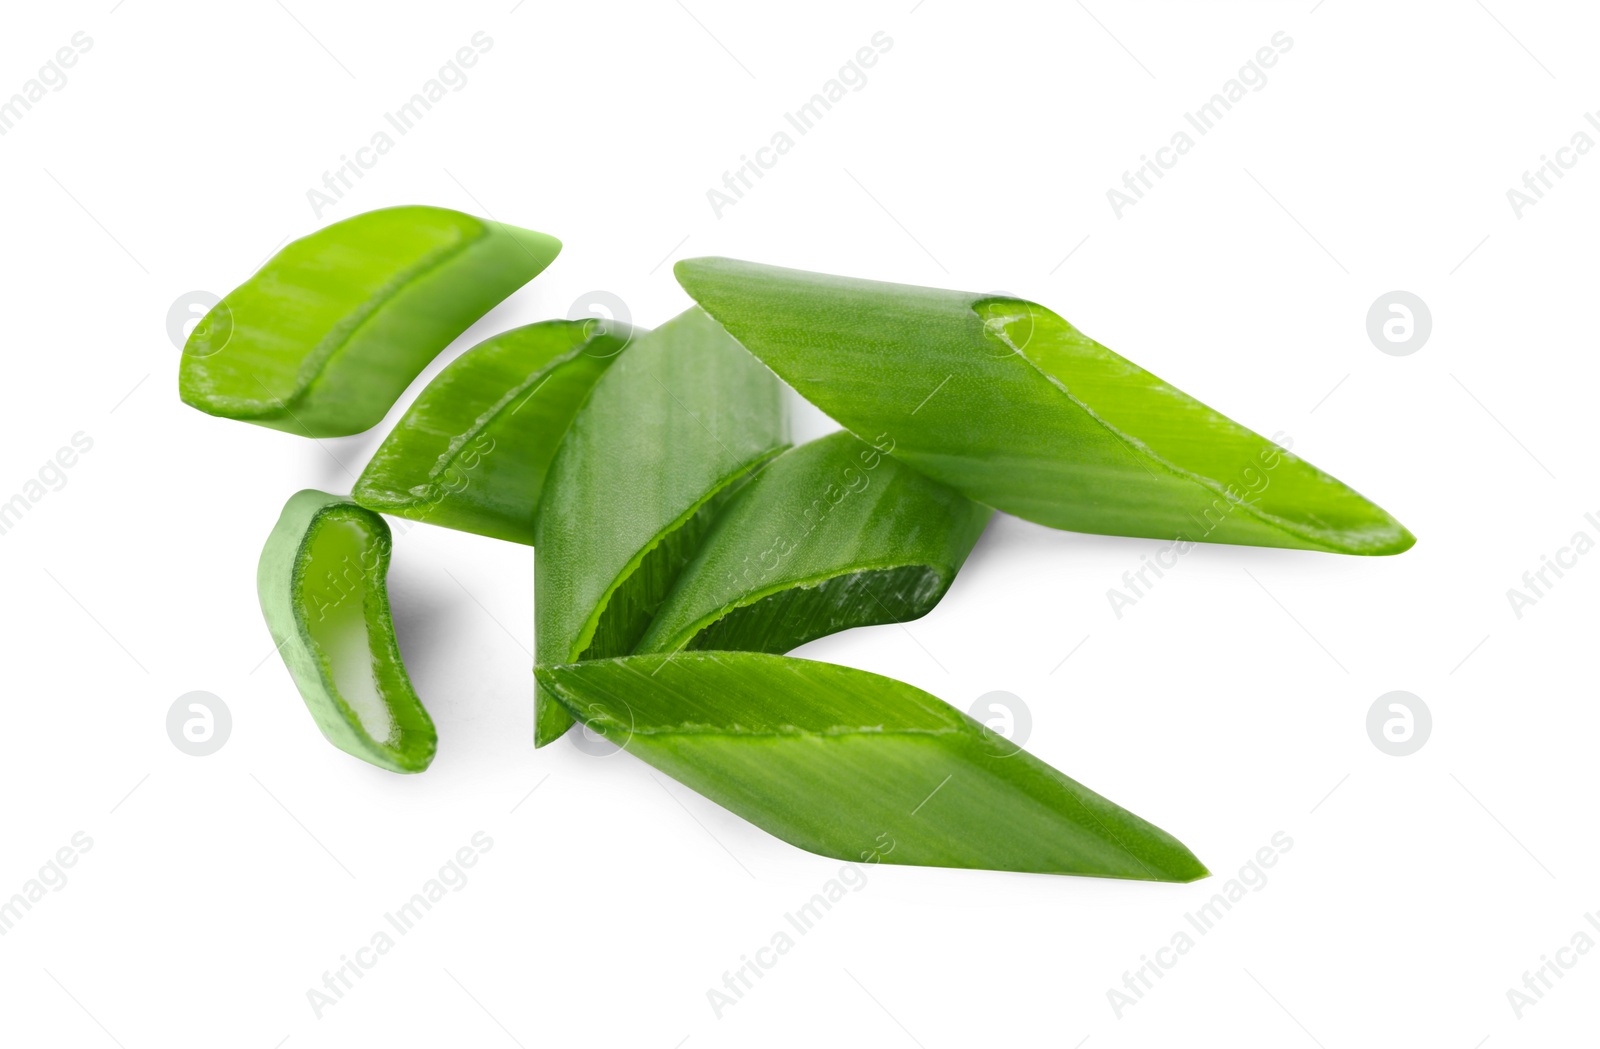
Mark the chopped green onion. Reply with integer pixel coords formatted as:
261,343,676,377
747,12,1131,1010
181,205,560,437
258,490,434,773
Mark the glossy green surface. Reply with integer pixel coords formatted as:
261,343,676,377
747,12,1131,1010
353,319,633,544
181,205,560,437
538,653,1208,880
637,430,992,654
531,308,789,745
257,490,435,773
676,257,1414,555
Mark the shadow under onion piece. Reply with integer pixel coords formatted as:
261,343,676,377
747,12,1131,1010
636,430,993,655
537,652,1208,880
181,205,561,437
353,318,636,544
675,257,1414,555
532,308,789,746
258,490,435,773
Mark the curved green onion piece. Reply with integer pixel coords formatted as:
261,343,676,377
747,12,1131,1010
352,319,634,544
258,490,435,773
636,430,992,655
181,205,561,438
537,652,1207,880
675,257,1413,556
532,308,789,746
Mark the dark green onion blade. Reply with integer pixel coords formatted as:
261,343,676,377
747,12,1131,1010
181,205,561,438
352,318,634,544
537,652,1208,881
532,308,788,746
257,490,435,773
636,430,992,655
675,257,1413,555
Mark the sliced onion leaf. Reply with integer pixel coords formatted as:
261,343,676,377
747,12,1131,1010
353,318,633,544
532,308,789,745
636,429,992,655
257,490,435,773
675,257,1413,555
537,652,1208,880
181,205,561,438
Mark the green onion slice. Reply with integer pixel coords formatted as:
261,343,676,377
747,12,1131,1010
532,308,789,745
353,318,634,544
538,652,1208,880
637,429,992,655
258,490,435,773
675,256,1413,555
182,205,560,437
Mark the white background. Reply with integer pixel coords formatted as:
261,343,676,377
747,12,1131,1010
2,1,1595,1045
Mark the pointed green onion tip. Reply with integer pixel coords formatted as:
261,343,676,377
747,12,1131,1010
674,256,1414,556
537,652,1208,881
